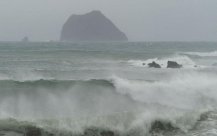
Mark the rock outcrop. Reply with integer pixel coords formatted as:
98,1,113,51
60,10,128,41
25,126,42,136
150,120,179,133
167,61,182,68
148,61,161,68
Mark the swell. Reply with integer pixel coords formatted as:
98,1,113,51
0,73,217,114
0,79,115,89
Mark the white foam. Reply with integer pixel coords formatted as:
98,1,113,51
112,72,217,110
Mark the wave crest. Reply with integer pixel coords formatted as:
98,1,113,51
182,51,217,57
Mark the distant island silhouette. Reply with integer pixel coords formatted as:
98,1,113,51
21,36,29,42
60,10,128,42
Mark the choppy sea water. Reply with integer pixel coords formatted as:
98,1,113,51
0,41,217,136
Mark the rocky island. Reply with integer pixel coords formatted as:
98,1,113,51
60,10,128,42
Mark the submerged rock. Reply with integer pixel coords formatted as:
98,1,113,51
25,127,41,136
83,128,116,136
148,61,161,68
100,131,115,136
150,120,179,133
60,10,128,42
167,61,182,68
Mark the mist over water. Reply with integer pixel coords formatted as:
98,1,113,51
0,42,217,136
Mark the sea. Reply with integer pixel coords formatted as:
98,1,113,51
0,41,217,136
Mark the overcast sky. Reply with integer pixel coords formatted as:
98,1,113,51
0,0,217,41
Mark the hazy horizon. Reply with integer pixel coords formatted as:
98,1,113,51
0,0,217,42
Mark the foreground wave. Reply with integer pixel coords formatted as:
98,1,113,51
0,72,217,135
0,111,214,136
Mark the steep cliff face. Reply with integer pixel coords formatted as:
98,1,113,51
60,10,128,41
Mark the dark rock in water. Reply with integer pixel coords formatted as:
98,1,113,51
167,61,182,68
150,120,179,133
83,128,116,136
148,61,161,68
83,128,97,136
25,126,41,136
100,131,115,136
60,10,128,42
24,126,54,136
198,111,211,121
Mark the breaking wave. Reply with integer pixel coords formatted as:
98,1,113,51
0,71,217,135
182,51,217,57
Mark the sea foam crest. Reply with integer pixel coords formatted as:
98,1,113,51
111,72,217,110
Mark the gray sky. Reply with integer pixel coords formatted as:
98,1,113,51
0,0,217,41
